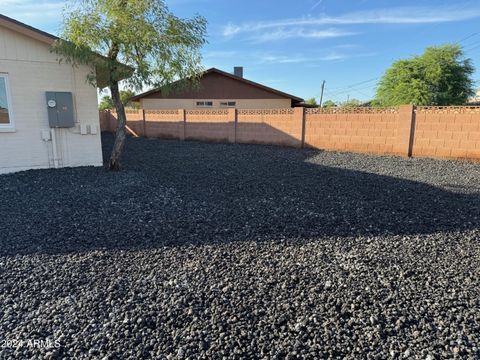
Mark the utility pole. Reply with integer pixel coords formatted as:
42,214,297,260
319,80,325,107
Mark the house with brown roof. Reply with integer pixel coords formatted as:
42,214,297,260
131,67,304,109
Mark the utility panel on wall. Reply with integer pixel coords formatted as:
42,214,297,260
46,92,75,128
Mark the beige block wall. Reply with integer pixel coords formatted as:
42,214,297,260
100,106,480,162
413,108,480,160
0,26,102,174
305,112,401,155
140,98,292,110
237,108,303,147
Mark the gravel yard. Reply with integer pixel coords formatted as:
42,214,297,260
1,134,479,359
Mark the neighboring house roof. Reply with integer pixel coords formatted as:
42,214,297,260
130,68,304,104
0,14,131,88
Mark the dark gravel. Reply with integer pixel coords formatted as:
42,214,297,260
1,134,479,359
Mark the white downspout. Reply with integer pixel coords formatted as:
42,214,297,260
51,128,59,168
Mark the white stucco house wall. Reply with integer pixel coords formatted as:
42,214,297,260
0,14,104,174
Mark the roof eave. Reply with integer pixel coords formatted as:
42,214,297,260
0,14,132,88
0,13,57,46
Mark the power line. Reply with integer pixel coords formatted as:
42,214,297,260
325,27,480,100
463,37,480,47
327,77,379,93
465,44,480,53
461,38,480,49
322,91,344,104
458,31,480,44
323,87,372,103
469,45,480,55
314,2,478,104
322,82,378,101
351,88,373,99
326,82,379,98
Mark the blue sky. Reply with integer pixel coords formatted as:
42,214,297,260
3,0,480,103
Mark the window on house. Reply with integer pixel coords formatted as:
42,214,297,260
196,101,213,107
0,74,13,129
220,101,236,107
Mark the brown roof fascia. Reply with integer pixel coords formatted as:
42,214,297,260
0,14,58,45
0,14,133,87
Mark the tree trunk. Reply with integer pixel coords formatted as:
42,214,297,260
108,80,127,171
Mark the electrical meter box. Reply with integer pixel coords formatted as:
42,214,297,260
46,92,75,128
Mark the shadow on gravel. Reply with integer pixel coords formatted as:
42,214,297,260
0,134,479,256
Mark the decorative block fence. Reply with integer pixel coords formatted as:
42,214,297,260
99,105,480,161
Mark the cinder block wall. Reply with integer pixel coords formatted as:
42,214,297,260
305,108,399,155
185,109,234,142
304,105,414,156
123,110,144,136
99,105,480,161
236,108,303,147
145,109,183,139
413,107,480,160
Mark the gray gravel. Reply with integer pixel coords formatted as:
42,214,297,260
0,134,479,359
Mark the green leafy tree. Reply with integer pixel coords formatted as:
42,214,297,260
98,90,139,110
340,99,361,107
375,44,475,106
54,0,207,170
120,89,138,108
322,100,336,108
98,95,114,111
305,97,318,106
